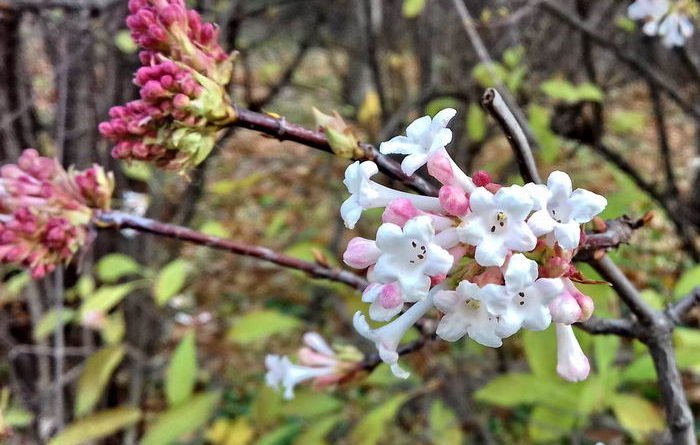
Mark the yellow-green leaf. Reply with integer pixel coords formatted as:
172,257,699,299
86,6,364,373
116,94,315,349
429,400,463,445
96,254,141,283
674,265,700,299
33,309,75,341
114,30,137,54
467,102,487,144
75,345,126,417
140,391,220,445
349,394,409,445
528,405,576,443
402,0,427,18
227,310,300,344
292,414,342,445
611,394,664,441
80,282,140,318
49,407,141,445
154,259,190,306
165,331,197,406
280,392,341,418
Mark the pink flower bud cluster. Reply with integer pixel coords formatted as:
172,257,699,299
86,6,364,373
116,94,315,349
126,0,229,81
336,109,608,382
100,0,234,171
0,149,114,278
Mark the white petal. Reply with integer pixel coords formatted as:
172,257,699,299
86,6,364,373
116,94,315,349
474,235,509,267
402,215,434,243
456,280,481,300
406,115,432,140
375,223,404,251
478,284,511,315
553,221,581,249
379,135,422,155
429,128,453,152
303,332,335,356
568,189,607,223
456,218,486,246
431,108,457,130
436,312,469,342
340,198,362,229
504,222,537,253
523,183,550,211
504,253,538,293
400,153,430,176
423,244,454,276
527,209,556,237
369,300,402,322
468,187,495,214
495,185,533,221
547,171,572,202
434,290,461,312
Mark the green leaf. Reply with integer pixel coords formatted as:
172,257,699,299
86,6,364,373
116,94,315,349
292,414,342,445
49,407,141,445
528,104,560,164
593,335,620,375
522,329,557,378
227,310,300,344
33,308,75,341
199,220,230,238
503,45,525,68
114,30,137,54
349,394,409,445
96,254,141,283
140,391,220,445
402,0,427,18
620,355,656,383
610,110,647,135
5,408,34,427
250,386,283,427
616,16,637,33
253,422,301,445
674,265,700,299
280,392,341,418
472,62,508,88
101,311,126,345
475,373,552,406
165,331,197,407
528,405,576,443
154,259,190,306
120,161,152,182
576,82,604,102
467,102,487,144
75,345,126,417
540,79,603,103
80,282,139,319
425,97,460,118
429,400,463,445
610,394,664,441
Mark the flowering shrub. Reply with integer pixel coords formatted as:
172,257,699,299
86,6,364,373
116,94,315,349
0,150,113,278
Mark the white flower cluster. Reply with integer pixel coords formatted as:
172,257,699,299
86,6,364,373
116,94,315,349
342,109,607,382
628,0,695,47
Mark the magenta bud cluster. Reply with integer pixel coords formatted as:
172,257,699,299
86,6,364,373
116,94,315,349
0,149,114,278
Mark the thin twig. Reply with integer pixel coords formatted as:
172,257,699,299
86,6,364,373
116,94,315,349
93,210,369,290
576,316,637,337
668,286,700,324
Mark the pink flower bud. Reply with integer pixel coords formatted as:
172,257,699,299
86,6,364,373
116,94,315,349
549,292,581,325
427,151,454,185
472,267,504,286
472,170,491,187
555,323,590,382
382,198,420,226
343,237,381,269
439,185,469,216
430,274,447,286
379,282,403,309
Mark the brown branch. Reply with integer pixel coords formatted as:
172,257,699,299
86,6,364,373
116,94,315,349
574,215,647,261
228,106,438,196
93,210,369,290
668,286,700,324
576,316,637,338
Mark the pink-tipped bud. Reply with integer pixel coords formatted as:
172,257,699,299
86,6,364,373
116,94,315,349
343,237,381,269
549,293,582,325
472,267,504,287
439,185,469,216
555,323,590,382
430,274,447,286
427,151,454,185
484,183,502,194
472,170,491,187
379,282,403,309
574,293,594,322
298,348,338,367
382,198,420,226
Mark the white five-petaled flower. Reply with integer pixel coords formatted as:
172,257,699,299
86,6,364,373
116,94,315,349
265,332,340,399
457,185,536,267
526,171,607,250
374,216,454,300
555,323,590,382
628,0,694,47
340,161,442,229
379,108,456,176
434,281,516,347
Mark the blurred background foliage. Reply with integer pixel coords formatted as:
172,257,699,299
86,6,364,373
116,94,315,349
0,0,699,443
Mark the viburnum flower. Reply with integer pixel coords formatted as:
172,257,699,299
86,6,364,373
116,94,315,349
361,282,405,321
101,0,235,172
379,108,457,176
555,323,590,382
341,161,442,229
457,185,536,267
526,171,607,249
0,149,114,278
371,216,453,300
265,332,357,399
628,0,695,47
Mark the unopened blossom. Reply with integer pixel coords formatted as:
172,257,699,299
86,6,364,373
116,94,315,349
628,0,695,47
380,108,457,176
0,149,114,278
372,216,454,300
362,282,404,321
340,161,442,229
265,332,349,399
555,323,590,382
354,293,436,378
426,148,476,192
381,198,454,231
549,278,594,324
457,185,536,267
526,171,607,249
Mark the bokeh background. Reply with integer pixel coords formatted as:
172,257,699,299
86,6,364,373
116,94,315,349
0,0,699,443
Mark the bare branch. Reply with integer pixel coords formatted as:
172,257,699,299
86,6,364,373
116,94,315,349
576,316,637,338
668,286,700,324
94,211,369,290
574,215,647,261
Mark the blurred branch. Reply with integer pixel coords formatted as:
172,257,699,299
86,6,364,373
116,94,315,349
93,210,369,290
668,286,700,324
228,105,439,196
574,215,648,262
576,316,637,337
0,0,120,11
539,0,700,120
